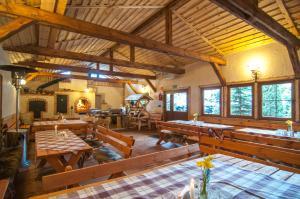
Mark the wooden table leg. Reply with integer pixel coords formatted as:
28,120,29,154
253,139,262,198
37,158,47,168
45,157,65,172
156,132,165,145
67,151,83,168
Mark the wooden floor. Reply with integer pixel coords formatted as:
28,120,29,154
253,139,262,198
14,129,184,199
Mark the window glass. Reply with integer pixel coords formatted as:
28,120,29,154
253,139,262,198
261,82,292,118
100,64,110,71
173,92,187,112
203,88,221,115
60,71,71,75
166,93,171,111
230,86,253,116
90,73,98,78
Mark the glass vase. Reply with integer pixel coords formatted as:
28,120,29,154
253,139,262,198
199,169,210,199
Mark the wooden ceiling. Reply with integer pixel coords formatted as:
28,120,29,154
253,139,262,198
0,0,299,82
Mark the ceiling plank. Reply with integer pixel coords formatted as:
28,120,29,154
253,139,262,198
145,79,157,92
210,62,226,86
4,45,184,74
17,61,157,80
275,0,299,36
0,3,226,65
172,10,224,56
210,0,300,47
0,17,34,43
31,72,139,84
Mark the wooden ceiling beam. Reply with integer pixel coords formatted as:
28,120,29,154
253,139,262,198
165,9,172,45
0,3,225,65
4,45,184,74
17,61,156,80
210,62,226,86
145,79,157,93
32,72,139,84
130,46,135,62
127,83,140,94
210,0,300,47
101,0,190,57
0,17,34,43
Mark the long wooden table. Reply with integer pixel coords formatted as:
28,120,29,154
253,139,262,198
31,154,300,198
31,119,88,139
35,130,92,172
237,127,300,139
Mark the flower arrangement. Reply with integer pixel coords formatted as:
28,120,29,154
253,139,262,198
196,156,214,199
193,113,199,122
286,120,293,132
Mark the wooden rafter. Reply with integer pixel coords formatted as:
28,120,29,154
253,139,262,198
130,46,135,62
0,17,34,43
67,5,165,9
0,3,226,65
31,72,139,84
17,61,156,80
109,48,114,71
286,46,300,78
172,10,224,56
4,45,185,74
210,62,226,86
145,79,157,92
165,9,172,45
275,0,299,36
127,83,140,94
210,0,300,47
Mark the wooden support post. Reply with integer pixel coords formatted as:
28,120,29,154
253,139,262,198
287,46,300,78
165,9,172,45
0,17,34,43
96,63,100,70
130,46,135,62
109,49,113,71
145,79,157,92
210,62,226,86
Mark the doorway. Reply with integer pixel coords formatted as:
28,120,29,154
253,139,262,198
56,95,68,114
164,89,189,121
95,94,104,109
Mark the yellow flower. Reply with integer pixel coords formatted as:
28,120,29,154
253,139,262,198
286,120,293,126
196,156,214,169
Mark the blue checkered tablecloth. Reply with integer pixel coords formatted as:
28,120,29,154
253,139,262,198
47,156,300,199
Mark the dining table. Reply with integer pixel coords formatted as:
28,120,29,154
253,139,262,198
237,127,300,139
31,154,300,198
31,119,88,139
170,120,235,130
35,129,92,172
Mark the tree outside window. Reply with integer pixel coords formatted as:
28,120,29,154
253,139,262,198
261,82,292,119
230,85,253,117
202,88,221,115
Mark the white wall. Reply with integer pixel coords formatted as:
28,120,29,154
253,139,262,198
157,42,299,119
0,45,16,118
96,85,124,109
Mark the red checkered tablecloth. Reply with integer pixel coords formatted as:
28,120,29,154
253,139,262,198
33,120,87,127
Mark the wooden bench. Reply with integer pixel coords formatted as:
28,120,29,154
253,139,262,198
198,129,300,173
156,121,199,145
41,144,199,192
92,125,135,164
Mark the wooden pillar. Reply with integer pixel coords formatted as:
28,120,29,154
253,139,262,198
165,9,172,45
109,49,113,71
130,46,135,62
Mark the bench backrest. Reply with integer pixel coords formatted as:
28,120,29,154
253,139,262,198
96,125,135,158
199,130,300,173
42,144,199,191
157,121,198,137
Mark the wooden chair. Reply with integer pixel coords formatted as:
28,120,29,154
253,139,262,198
198,129,300,173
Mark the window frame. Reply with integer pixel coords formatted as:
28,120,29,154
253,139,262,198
200,86,222,117
227,83,254,118
258,80,295,120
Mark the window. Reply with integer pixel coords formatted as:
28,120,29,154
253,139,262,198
173,92,188,112
60,71,71,75
229,85,253,117
90,73,98,78
166,93,171,111
260,82,293,119
201,87,221,115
